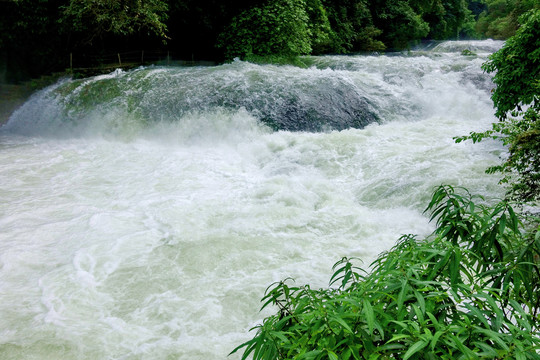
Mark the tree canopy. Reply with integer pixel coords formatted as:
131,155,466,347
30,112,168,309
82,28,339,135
217,0,313,59
457,9,540,202
475,0,540,39
0,0,538,82
61,0,169,44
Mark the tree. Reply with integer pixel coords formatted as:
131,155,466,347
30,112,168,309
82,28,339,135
61,0,169,45
304,0,334,54
217,0,313,60
370,0,430,49
475,0,539,39
422,0,472,39
457,9,540,202
321,0,385,53
0,0,66,82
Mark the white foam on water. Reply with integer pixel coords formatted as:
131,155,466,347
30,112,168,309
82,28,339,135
0,41,507,359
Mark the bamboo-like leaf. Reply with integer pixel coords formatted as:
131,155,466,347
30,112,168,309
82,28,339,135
260,295,279,311
426,312,441,331
466,303,491,329
499,213,507,235
329,315,353,334
447,333,477,358
329,258,349,288
378,342,406,351
472,327,510,351
229,336,258,359
386,334,410,343
403,340,428,360
507,205,519,232
253,337,265,360
397,279,408,315
428,249,451,281
493,234,504,261
413,291,426,314
449,249,461,286
515,351,526,360
297,350,323,360
363,298,375,335
412,304,425,324
270,330,290,343
348,345,362,360
430,330,444,351
475,292,504,324
327,350,339,360
472,341,499,357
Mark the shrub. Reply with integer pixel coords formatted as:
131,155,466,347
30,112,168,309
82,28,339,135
217,0,312,60
231,185,540,359
456,9,540,203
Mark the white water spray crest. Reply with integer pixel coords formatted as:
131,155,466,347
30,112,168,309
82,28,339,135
428,39,505,54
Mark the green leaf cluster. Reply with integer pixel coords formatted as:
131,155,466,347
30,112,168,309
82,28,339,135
320,0,385,53
475,0,539,39
482,9,539,120
217,0,478,60
231,185,540,360
217,0,316,60
61,0,169,44
456,9,539,202
370,0,430,50
3,0,531,82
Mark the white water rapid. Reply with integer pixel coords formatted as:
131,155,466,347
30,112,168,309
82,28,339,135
1,40,505,359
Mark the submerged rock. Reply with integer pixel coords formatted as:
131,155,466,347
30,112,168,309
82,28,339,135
45,62,380,133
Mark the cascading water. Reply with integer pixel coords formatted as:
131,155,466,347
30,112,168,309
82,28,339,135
0,40,505,359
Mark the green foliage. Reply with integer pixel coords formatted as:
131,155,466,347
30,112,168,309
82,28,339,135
217,0,313,60
482,9,540,120
61,0,169,44
5,0,530,81
456,9,540,202
240,55,315,68
419,0,473,39
320,0,385,53
0,0,66,82
231,185,540,360
475,0,539,39
468,111,540,203
218,0,473,55
304,0,334,54
370,0,431,49
461,49,477,56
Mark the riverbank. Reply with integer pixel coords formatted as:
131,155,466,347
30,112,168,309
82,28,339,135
0,72,76,126
0,83,35,126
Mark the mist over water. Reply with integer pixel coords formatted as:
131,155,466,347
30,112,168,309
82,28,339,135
1,40,505,359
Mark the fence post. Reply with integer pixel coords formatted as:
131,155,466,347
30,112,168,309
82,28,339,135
70,53,73,72
117,53,122,66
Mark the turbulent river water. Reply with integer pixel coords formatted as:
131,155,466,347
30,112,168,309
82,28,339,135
1,40,506,359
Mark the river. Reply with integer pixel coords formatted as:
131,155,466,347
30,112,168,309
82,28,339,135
0,40,505,359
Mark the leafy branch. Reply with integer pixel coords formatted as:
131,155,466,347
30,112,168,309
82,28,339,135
231,185,540,359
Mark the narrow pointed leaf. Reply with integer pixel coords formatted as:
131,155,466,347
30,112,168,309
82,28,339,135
403,340,428,360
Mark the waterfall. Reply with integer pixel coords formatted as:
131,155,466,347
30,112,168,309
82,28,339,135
0,40,506,359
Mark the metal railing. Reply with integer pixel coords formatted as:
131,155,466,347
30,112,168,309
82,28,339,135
68,50,211,76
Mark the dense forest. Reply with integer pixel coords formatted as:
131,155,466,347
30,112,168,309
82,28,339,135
0,0,538,83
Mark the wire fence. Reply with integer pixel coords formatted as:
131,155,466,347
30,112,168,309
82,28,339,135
69,50,213,77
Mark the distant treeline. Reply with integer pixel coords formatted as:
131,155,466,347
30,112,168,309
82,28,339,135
0,0,538,82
